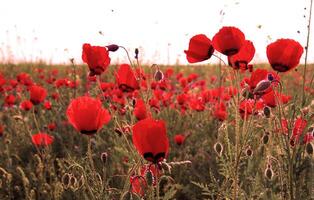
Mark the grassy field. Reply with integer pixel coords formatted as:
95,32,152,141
0,62,313,200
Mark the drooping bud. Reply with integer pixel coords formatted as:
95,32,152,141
263,106,271,118
145,169,154,186
154,70,164,82
267,73,274,81
114,128,123,137
214,142,223,157
264,167,273,180
253,80,271,95
306,143,313,155
100,152,108,164
262,133,269,145
245,146,253,157
106,44,119,52
135,48,139,59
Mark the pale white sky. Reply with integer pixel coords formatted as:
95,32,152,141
0,0,313,65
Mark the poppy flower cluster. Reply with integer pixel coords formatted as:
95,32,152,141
185,26,303,74
184,26,251,70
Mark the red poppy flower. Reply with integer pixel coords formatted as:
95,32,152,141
245,69,279,96
133,99,148,120
31,133,54,147
66,96,111,135
212,26,245,56
130,176,147,196
44,101,52,110
213,102,227,121
17,73,33,86
184,34,214,63
82,43,111,76
266,39,303,72
174,134,185,145
20,100,33,111
132,118,169,163
228,40,255,70
0,125,4,137
189,97,205,112
239,99,264,119
0,73,6,87
177,93,189,105
291,118,307,141
5,94,15,106
47,123,57,131
262,90,291,107
29,85,47,105
116,64,139,92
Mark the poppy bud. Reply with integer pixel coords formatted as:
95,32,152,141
306,143,313,155
263,106,271,118
264,167,273,180
154,70,164,82
214,142,223,157
245,146,253,157
100,152,108,164
114,128,122,137
106,44,119,52
262,134,269,145
145,169,154,186
135,48,139,59
290,139,296,147
253,80,271,95
267,73,274,81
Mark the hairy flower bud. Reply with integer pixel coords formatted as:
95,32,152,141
263,106,271,118
135,48,139,59
106,44,119,52
214,142,223,157
253,80,271,95
245,146,253,157
100,152,108,164
306,143,313,155
154,70,164,82
264,167,273,180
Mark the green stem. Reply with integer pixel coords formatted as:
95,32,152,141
302,0,313,106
